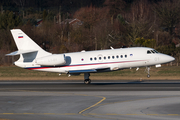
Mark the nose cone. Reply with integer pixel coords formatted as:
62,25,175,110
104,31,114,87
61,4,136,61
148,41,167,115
162,55,175,63
168,56,175,62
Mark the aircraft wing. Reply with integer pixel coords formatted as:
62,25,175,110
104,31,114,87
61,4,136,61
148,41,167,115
68,67,110,74
68,69,97,74
6,50,38,56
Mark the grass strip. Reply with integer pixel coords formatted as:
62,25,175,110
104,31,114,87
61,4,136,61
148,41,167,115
0,66,179,80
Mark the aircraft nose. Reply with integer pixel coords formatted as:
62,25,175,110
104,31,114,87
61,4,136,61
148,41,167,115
166,55,175,63
159,54,175,64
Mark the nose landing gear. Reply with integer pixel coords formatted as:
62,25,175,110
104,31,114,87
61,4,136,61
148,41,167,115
145,66,151,78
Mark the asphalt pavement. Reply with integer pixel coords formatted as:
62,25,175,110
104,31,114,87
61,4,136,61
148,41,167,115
0,80,180,120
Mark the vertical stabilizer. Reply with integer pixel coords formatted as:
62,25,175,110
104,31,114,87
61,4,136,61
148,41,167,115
10,29,52,59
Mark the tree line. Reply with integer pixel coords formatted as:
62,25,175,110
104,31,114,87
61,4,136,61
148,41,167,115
1,0,180,65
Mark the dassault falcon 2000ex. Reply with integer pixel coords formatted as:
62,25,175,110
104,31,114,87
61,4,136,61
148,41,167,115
6,29,175,84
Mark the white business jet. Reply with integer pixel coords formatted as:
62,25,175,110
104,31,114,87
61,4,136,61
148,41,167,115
6,29,175,84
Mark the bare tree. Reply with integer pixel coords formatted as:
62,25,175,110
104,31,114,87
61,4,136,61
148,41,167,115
74,6,109,50
74,5,108,30
104,0,126,24
13,0,26,9
124,0,155,45
93,19,113,50
153,0,180,35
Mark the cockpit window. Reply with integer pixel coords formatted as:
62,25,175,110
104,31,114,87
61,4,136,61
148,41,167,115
151,50,155,53
147,50,151,54
154,50,159,53
147,49,159,54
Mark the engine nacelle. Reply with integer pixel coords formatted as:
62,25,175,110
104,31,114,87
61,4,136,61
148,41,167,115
36,54,66,66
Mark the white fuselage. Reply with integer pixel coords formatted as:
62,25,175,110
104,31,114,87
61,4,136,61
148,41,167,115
14,47,175,73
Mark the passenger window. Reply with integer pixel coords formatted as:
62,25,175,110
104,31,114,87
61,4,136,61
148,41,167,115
94,57,97,60
112,56,114,59
147,50,151,54
104,56,106,60
125,55,127,58
116,55,119,58
99,57,101,60
121,55,123,58
90,58,92,61
108,56,110,59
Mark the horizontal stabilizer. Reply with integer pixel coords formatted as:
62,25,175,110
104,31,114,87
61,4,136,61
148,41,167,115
68,69,97,74
6,50,38,56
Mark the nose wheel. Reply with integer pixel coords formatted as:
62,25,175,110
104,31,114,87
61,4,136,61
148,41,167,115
146,67,151,78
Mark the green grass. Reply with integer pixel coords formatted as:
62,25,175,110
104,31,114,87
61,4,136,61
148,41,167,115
0,65,179,80
92,66,180,76
0,66,59,77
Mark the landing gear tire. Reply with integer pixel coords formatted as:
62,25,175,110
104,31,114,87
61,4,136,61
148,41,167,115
84,73,91,84
84,79,91,84
147,74,150,78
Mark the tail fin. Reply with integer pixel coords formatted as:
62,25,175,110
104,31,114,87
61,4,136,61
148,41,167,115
7,29,51,62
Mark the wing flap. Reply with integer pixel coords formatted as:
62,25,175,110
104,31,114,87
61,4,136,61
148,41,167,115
6,50,38,56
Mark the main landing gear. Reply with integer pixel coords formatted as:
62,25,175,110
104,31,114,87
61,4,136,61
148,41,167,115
146,66,151,78
84,73,91,84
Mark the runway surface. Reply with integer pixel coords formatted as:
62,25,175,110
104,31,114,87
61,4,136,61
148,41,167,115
0,80,180,120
